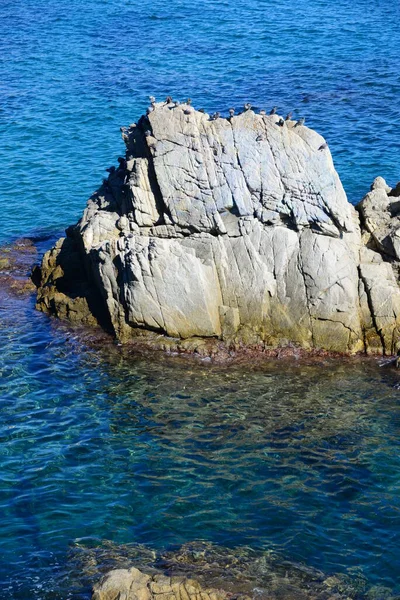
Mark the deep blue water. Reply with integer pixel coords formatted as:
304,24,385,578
1,0,400,243
1,0,400,597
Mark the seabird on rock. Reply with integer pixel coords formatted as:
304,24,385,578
294,117,305,127
318,142,328,151
259,109,266,115
144,130,152,137
117,157,127,170
198,108,205,113
211,112,220,120
186,98,192,105
149,95,156,103
165,95,173,104
244,102,252,111
184,108,192,115
277,118,285,127
269,106,278,115
120,126,129,142
228,107,235,117
285,112,293,121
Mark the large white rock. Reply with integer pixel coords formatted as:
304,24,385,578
35,105,400,355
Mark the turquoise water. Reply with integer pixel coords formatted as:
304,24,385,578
1,0,400,597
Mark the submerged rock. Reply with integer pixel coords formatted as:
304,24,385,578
0,238,37,296
84,540,382,600
35,103,400,355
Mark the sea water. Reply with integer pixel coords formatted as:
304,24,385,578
1,0,400,597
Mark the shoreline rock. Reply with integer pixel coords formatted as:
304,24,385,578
34,102,400,356
92,567,246,600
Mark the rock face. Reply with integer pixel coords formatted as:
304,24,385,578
92,567,242,600
35,102,400,355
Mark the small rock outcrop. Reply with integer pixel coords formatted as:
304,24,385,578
70,539,389,600
35,102,400,355
92,567,243,600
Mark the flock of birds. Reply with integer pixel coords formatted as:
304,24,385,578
146,95,306,128
116,96,328,157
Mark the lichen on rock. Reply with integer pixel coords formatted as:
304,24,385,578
34,102,400,355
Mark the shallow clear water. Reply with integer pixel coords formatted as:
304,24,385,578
2,282,400,598
1,0,400,597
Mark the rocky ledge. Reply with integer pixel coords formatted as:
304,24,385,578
34,101,400,355
92,568,242,600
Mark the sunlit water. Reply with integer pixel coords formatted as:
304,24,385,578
1,0,400,597
1,0,400,243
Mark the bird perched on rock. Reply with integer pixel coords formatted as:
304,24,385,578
294,117,305,127
117,157,127,170
211,112,220,120
144,130,152,137
198,108,205,113
277,118,285,127
318,142,328,151
149,95,156,103
244,102,252,111
165,95,173,104
120,126,129,142
184,108,193,115
285,112,293,121
186,98,192,105
259,109,266,115
228,107,235,118
270,106,278,115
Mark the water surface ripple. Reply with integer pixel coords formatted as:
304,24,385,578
0,0,400,243
1,285,400,597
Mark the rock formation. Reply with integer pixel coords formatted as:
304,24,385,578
34,102,400,355
69,539,388,600
92,567,245,600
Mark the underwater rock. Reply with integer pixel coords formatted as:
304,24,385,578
85,540,379,600
0,238,37,296
35,103,400,355
66,539,380,600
